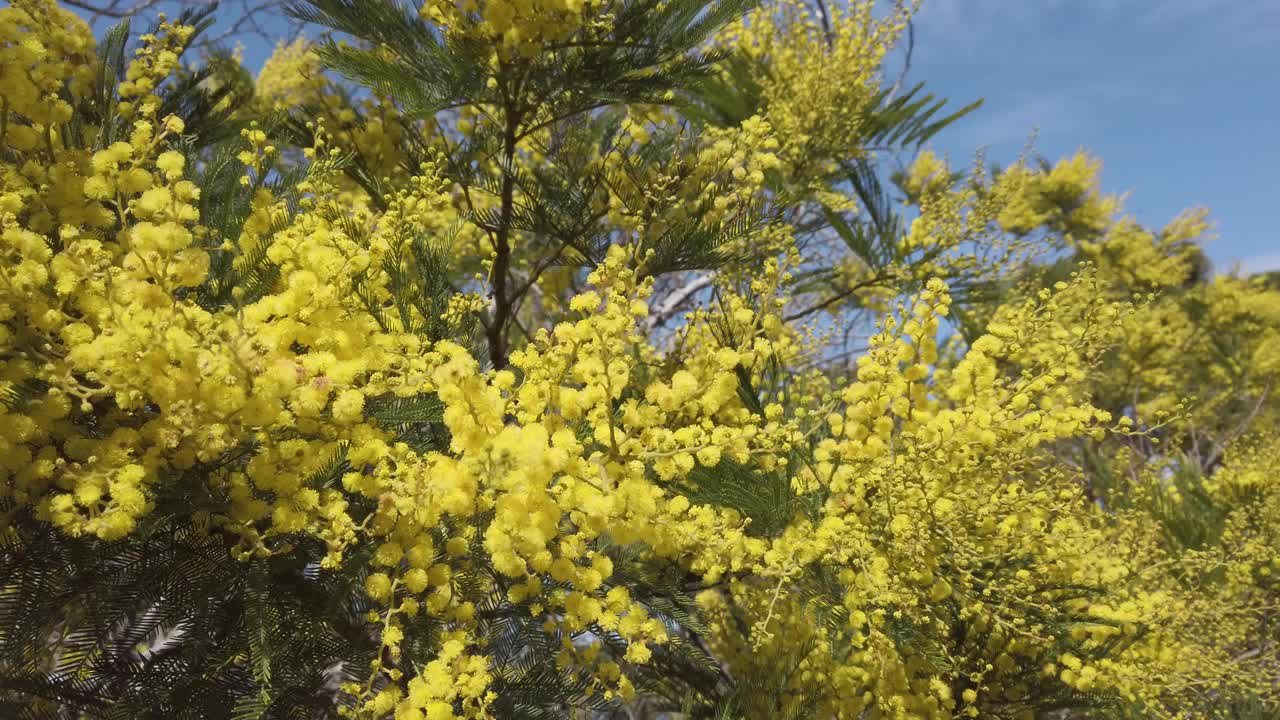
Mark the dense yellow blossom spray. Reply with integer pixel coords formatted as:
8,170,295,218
3,0,1280,718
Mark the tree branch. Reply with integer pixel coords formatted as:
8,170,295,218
486,75,522,370
644,273,714,332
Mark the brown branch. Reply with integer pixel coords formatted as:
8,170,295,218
1202,383,1272,472
62,0,131,19
783,272,893,323
644,273,714,332
486,71,524,370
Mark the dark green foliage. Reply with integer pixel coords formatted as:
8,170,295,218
677,54,766,130
192,138,281,308
286,0,488,118
684,39,983,303
194,131,361,310
81,19,132,134
70,8,255,153
535,116,775,278
158,45,257,149
1148,460,1231,553
861,83,983,155
1226,695,1280,720
364,393,452,453
290,0,759,123
676,459,794,538
0,514,378,720
1256,270,1280,290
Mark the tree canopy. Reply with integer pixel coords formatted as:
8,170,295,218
2,0,1279,718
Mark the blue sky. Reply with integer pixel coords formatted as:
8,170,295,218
82,0,1278,273
905,0,1280,274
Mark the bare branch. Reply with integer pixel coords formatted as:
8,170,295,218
644,273,714,333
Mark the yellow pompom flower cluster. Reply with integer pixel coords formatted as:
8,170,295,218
721,0,914,175
598,112,784,246
255,38,329,112
0,1,93,151
422,0,601,56
115,17,193,120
